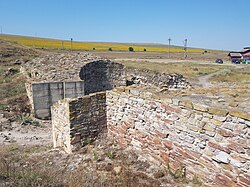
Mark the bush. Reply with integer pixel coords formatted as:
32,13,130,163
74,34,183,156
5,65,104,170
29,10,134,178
144,48,147,52
93,48,95,50
128,47,134,52
108,48,112,51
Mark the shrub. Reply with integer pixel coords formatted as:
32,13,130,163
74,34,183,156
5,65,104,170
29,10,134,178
108,47,112,51
144,48,147,52
128,47,134,52
93,48,95,50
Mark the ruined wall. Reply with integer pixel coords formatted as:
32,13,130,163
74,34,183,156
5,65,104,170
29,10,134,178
51,99,71,153
52,92,107,153
125,68,191,89
51,87,250,186
106,87,250,187
28,81,85,119
79,60,126,94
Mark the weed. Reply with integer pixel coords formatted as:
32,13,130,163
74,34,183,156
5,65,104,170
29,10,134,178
106,150,116,159
167,164,186,182
0,104,8,110
191,175,202,186
214,69,232,77
93,150,99,161
197,71,209,75
19,115,40,127
85,137,92,145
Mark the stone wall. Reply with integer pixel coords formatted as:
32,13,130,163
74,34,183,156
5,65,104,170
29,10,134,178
106,87,250,187
52,92,107,153
27,81,85,119
79,60,126,94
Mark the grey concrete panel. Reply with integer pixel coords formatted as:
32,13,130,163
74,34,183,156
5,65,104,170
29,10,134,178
31,81,84,119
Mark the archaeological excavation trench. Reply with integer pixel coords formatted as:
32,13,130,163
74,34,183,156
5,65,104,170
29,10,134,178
23,53,250,187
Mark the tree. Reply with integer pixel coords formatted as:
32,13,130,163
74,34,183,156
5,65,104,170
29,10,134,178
128,47,134,52
108,47,112,51
144,48,147,52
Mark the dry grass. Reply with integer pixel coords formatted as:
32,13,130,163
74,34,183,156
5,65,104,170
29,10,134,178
211,66,250,84
121,60,225,79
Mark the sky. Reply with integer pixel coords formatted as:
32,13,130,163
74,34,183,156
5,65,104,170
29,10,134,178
0,0,250,51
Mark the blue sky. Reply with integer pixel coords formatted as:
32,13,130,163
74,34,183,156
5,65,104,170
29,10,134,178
0,0,249,50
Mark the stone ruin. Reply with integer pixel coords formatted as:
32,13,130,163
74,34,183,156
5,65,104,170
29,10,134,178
22,53,190,119
22,52,250,186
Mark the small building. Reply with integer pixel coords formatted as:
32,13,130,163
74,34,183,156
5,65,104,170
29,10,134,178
228,52,242,61
241,47,250,60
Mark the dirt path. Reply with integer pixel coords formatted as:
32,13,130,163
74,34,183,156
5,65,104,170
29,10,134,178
198,73,215,88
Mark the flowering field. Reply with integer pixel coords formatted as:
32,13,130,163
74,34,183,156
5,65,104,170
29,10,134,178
0,34,204,53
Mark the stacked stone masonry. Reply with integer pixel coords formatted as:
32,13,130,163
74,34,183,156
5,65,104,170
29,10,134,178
52,92,107,153
52,86,250,186
79,60,126,94
106,87,250,187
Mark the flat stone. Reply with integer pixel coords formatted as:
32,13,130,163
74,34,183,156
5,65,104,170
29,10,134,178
229,110,250,121
212,151,230,164
129,88,140,96
179,99,193,109
193,103,208,112
208,107,228,116
229,158,244,168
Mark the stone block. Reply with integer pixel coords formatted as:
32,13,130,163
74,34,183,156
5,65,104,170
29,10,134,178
215,173,236,187
203,123,216,132
212,151,230,164
193,103,208,112
208,141,230,154
208,107,228,116
179,99,193,109
217,129,235,137
211,119,223,126
129,88,140,96
229,110,250,121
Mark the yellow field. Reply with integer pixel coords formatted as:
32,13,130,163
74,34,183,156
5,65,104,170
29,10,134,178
0,34,205,53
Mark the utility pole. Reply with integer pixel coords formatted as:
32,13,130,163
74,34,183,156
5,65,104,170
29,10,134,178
61,41,64,50
70,38,73,52
184,39,188,59
168,38,172,58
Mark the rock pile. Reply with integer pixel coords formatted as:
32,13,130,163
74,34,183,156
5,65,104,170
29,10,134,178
126,68,191,89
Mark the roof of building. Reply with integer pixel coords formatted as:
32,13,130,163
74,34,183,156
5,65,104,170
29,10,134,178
228,52,242,57
241,49,250,53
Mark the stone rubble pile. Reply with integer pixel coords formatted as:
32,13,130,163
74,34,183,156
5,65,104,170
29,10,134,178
126,68,191,89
